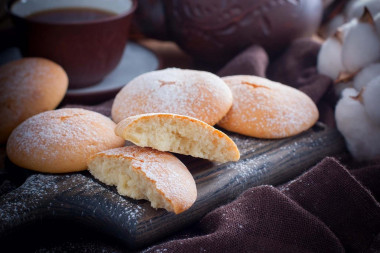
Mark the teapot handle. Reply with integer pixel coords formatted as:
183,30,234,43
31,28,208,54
132,0,171,41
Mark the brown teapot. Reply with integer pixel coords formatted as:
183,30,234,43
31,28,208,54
134,0,323,65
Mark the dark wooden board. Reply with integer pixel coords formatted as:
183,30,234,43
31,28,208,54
0,123,346,249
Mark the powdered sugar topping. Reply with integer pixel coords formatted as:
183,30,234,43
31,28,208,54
112,68,233,125
219,75,318,138
0,173,145,232
6,108,123,172
97,146,196,205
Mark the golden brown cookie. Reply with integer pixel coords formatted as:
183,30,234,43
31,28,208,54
111,68,233,125
0,58,68,143
218,75,319,138
6,108,125,173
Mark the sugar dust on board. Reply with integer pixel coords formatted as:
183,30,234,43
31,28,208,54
27,7,117,23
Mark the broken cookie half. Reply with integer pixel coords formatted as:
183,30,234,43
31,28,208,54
88,146,197,214
115,113,240,163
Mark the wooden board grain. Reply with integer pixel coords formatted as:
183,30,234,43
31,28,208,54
0,123,346,249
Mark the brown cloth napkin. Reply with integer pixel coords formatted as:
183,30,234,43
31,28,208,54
141,157,380,253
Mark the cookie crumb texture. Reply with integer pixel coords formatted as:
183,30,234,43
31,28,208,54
88,146,197,214
115,113,240,162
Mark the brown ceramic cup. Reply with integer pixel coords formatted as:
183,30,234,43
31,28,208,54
8,0,137,89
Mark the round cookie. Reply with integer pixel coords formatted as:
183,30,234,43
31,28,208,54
0,58,68,144
88,146,197,214
111,68,233,125
6,108,125,173
217,75,319,139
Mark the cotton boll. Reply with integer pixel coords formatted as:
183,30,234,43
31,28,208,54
375,12,380,35
334,72,356,96
341,87,359,99
346,0,380,20
317,17,360,79
341,20,380,73
334,81,354,97
335,88,380,160
344,0,361,15
353,63,380,90
362,76,380,125
324,14,346,38
317,37,346,80
339,18,359,37
336,18,358,44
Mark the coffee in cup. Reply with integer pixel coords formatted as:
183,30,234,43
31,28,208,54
8,0,137,89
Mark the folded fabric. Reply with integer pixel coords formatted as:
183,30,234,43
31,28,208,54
141,157,380,253
217,45,269,78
